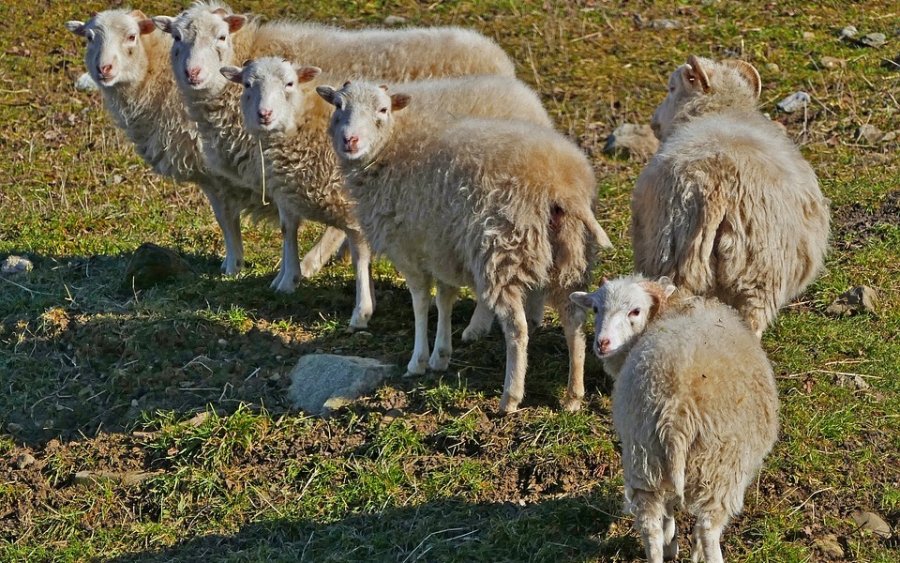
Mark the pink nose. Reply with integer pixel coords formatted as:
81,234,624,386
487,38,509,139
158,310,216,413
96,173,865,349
98,64,113,77
343,135,359,152
258,108,273,122
598,337,611,353
186,67,202,83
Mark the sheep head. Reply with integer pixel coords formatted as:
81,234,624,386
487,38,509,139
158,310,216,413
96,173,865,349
65,9,156,88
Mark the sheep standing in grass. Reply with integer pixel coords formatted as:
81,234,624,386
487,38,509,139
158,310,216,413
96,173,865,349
223,58,557,330
318,81,613,413
152,0,517,293
632,55,830,337
571,275,779,563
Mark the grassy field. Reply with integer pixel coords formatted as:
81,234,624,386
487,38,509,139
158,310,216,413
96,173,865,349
1,1,898,561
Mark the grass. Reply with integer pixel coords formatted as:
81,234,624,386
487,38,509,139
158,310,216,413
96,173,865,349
1,0,898,561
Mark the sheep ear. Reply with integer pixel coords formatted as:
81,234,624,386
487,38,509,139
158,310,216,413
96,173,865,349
316,85,338,105
296,66,321,83
130,9,148,20
65,20,86,36
224,14,247,33
639,281,670,316
220,66,243,84
152,16,174,34
723,59,761,99
137,19,156,35
379,84,389,91
391,93,411,111
685,55,711,93
569,292,594,311
342,81,351,89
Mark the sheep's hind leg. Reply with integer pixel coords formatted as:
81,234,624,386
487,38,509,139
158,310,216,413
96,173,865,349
462,295,494,342
300,226,347,278
347,230,374,331
632,489,667,563
200,183,244,276
663,497,679,561
525,288,546,331
496,288,528,414
271,207,303,293
404,270,432,376
552,290,586,412
691,510,727,563
429,282,457,371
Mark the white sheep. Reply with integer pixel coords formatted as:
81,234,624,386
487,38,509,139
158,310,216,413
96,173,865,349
62,9,341,278
632,55,830,338
570,275,779,563
221,57,556,331
151,0,518,293
317,80,613,413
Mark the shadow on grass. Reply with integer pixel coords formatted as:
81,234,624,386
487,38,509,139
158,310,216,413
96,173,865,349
101,492,634,563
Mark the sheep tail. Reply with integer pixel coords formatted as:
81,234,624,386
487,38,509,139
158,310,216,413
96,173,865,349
550,203,611,289
658,412,692,506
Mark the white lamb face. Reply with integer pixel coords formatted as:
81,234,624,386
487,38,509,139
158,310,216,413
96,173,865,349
570,277,675,358
221,58,321,135
65,10,156,88
153,7,246,97
317,82,410,163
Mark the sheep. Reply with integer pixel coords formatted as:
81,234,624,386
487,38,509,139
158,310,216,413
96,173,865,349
317,80,613,413
151,0,518,293
62,9,341,278
570,275,779,563
632,55,830,338
221,58,556,331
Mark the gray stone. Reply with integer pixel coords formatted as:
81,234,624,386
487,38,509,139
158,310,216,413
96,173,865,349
383,15,407,26
850,509,892,538
648,19,681,30
604,123,659,159
15,453,35,470
881,130,897,142
1,255,33,275
825,285,879,317
75,72,98,92
814,534,844,559
122,243,192,291
858,32,887,48
287,354,395,416
840,25,858,40
857,124,884,143
776,91,811,113
819,56,845,70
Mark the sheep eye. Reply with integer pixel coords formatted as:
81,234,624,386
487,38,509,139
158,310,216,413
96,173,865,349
628,308,641,318
127,34,136,42
218,34,227,41
286,81,294,88
244,82,251,88
592,305,598,314
378,107,388,114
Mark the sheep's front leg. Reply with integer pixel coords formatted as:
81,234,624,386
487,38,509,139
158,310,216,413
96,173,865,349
347,230,374,330
663,497,679,561
496,291,528,414
199,182,244,276
632,489,667,563
429,282,457,371
300,226,347,278
404,271,432,376
271,206,303,293
554,293,586,412
462,295,494,342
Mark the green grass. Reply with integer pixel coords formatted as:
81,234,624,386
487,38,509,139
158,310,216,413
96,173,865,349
1,0,898,561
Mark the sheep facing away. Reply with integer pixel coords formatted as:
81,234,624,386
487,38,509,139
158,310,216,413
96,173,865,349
632,55,830,338
221,57,556,331
151,0,518,293
318,81,613,413
571,275,779,563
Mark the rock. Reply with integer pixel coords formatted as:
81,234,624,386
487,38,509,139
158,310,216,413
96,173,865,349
802,31,815,40
825,285,879,317
383,15,407,26
648,19,681,30
839,26,858,40
850,509,892,539
604,123,659,159
1,255,33,275
820,56,845,69
852,375,870,390
15,453,35,470
858,32,887,48
857,124,884,143
6,423,22,433
814,534,845,559
776,91,811,113
74,72,98,92
765,63,780,73
122,243,192,291
881,130,897,142
287,354,395,416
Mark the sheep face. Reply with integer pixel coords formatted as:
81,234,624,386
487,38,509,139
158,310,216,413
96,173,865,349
570,276,675,359
65,10,156,88
221,58,321,135
317,82,411,163
153,6,247,97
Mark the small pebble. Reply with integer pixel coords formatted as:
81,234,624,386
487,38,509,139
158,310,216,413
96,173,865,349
1,255,33,275
776,91,811,113
383,15,407,26
765,62,780,73
648,19,681,30
217,338,227,346
857,124,884,144
840,25,858,40
819,56,845,69
16,453,36,470
802,31,815,40
858,32,886,48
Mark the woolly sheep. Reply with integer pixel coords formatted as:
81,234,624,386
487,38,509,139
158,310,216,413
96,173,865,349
570,275,779,563
151,0,517,292
222,57,555,330
632,55,830,338
317,80,613,413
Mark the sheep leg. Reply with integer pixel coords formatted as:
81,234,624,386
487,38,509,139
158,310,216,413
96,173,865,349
404,271,432,376
692,511,726,563
632,489,667,563
429,282,457,371
271,206,303,293
496,291,528,413
347,230,374,330
461,296,494,342
300,226,347,278
525,288,546,331
553,291,586,412
199,183,244,276
663,497,679,561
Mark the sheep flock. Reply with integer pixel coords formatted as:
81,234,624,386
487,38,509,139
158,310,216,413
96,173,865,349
55,1,853,560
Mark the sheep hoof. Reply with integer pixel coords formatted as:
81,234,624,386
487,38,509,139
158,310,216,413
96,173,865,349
405,359,427,377
271,273,299,293
427,352,450,372
664,540,679,561
561,396,583,412
499,396,520,414
461,324,489,343
220,259,242,277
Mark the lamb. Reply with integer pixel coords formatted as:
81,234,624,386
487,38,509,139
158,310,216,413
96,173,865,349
151,0,518,293
570,275,779,563
222,58,556,331
62,9,340,278
631,55,830,338
317,80,613,413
